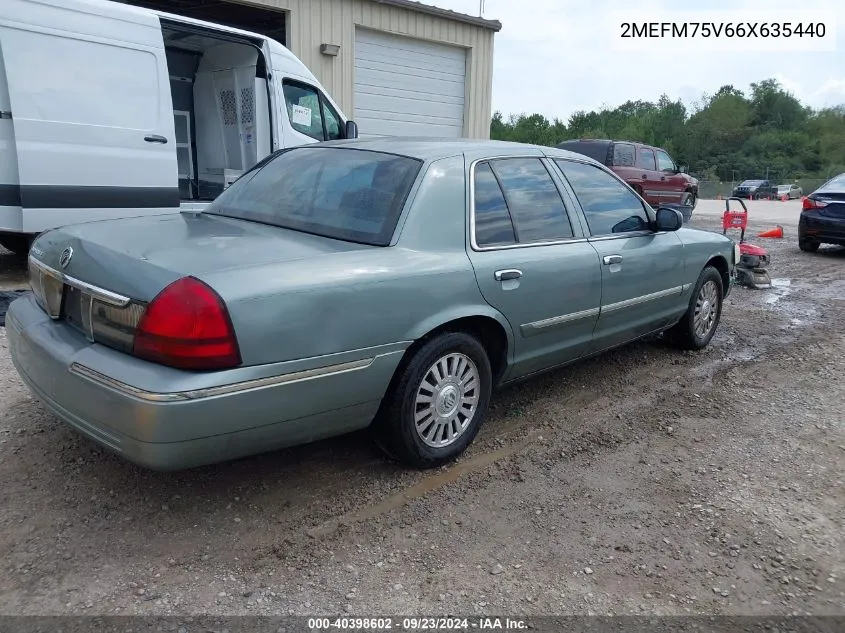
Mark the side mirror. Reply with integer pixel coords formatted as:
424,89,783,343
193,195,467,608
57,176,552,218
655,207,684,231
677,164,687,173
344,120,359,140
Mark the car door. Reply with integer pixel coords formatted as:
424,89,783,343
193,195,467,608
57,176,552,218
465,155,602,380
553,158,687,353
609,142,645,200
0,0,178,232
635,146,660,206
654,148,685,204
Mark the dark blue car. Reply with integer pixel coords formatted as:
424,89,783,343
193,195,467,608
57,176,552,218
799,173,845,252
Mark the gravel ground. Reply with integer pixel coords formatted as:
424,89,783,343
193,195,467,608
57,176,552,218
0,213,843,617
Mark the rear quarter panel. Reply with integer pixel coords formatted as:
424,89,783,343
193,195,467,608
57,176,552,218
202,154,514,367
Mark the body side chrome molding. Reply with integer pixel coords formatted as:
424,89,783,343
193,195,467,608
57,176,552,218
600,285,684,314
70,356,380,403
29,256,131,307
521,307,600,337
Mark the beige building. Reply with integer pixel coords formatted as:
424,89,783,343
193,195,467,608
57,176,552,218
122,0,501,139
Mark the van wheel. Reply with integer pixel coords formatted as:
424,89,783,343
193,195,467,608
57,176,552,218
0,233,34,256
373,332,492,469
665,266,724,350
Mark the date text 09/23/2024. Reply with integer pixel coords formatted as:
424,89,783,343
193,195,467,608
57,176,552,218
308,617,527,630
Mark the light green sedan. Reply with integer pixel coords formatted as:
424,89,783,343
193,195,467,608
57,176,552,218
7,138,737,471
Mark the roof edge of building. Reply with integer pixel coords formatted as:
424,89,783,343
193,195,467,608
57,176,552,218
369,0,502,31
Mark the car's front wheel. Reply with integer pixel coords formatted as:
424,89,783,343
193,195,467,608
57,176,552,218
665,266,724,350
373,332,493,468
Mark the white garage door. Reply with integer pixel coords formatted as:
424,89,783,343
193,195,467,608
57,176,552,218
353,29,466,138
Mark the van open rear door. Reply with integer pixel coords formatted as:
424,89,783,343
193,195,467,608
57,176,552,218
0,0,178,233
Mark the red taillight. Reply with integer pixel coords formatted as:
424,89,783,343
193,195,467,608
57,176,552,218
133,277,241,370
802,196,828,211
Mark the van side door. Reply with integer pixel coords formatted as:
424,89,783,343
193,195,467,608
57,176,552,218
0,0,178,232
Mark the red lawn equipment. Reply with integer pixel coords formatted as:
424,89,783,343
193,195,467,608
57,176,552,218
722,197,773,289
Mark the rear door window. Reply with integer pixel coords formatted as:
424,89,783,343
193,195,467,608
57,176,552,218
487,158,574,243
556,160,650,236
612,143,636,167
473,163,517,247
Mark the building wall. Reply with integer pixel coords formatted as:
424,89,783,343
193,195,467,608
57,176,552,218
243,0,496,139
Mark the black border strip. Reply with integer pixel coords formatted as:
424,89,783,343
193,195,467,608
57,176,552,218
0,185,179,209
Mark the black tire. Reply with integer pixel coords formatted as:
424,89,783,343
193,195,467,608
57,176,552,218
798,236,819,253
665,266,724,351
680,192,693,207
372,331,493,469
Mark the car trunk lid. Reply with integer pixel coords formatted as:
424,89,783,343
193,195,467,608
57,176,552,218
27,212,376,352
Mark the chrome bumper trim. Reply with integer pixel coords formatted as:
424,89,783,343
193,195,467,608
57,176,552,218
69,357,376,402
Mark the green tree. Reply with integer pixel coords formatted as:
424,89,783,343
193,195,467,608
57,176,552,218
489,77,844,182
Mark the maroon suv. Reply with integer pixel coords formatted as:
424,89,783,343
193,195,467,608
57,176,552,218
557,139,698,210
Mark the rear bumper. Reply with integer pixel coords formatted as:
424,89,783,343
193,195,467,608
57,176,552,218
6,294,405,470
799,213,845,244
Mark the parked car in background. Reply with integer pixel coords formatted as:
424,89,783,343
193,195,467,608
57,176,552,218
556,139,698,212
799,173,845,252
732,180,774,199
7,139,736,472
775,184,803,199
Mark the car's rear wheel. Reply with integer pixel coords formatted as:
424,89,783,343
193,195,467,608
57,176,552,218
798,236,820,252
665,266,724,350
373,332,492,468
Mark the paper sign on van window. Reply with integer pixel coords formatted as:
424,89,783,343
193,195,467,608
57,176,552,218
291,105,312,127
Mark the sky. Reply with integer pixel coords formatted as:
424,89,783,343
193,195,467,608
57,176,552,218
429,0,845,122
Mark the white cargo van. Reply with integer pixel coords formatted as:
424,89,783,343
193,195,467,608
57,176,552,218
0,0,358,253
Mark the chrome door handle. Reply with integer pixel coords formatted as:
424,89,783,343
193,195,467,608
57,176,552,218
603,255,623,265
144,134,168,144
494,269,522,281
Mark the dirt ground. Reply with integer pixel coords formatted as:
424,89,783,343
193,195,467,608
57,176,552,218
0,209,843,618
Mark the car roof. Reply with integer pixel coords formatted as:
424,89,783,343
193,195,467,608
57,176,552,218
317,137,597,163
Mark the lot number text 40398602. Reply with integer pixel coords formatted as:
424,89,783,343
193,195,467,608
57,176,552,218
308,616,528,630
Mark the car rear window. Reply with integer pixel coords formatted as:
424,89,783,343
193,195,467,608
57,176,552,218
821,174,845,190
204,147,422,246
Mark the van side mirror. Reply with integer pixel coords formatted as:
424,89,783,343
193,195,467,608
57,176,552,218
655,207,683,231
678,164,687,173
344,120,359,139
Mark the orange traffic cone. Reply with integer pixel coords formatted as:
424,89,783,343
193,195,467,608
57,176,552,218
780,193,788,201
758,225,784,238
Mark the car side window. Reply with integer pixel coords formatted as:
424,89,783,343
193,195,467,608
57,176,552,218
556,160,650,236
488,158,574,243
473,162,517,247
612,143,636,167
655,150,675,172
322,97,343,141
637,148,656,170
283,81,325,140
